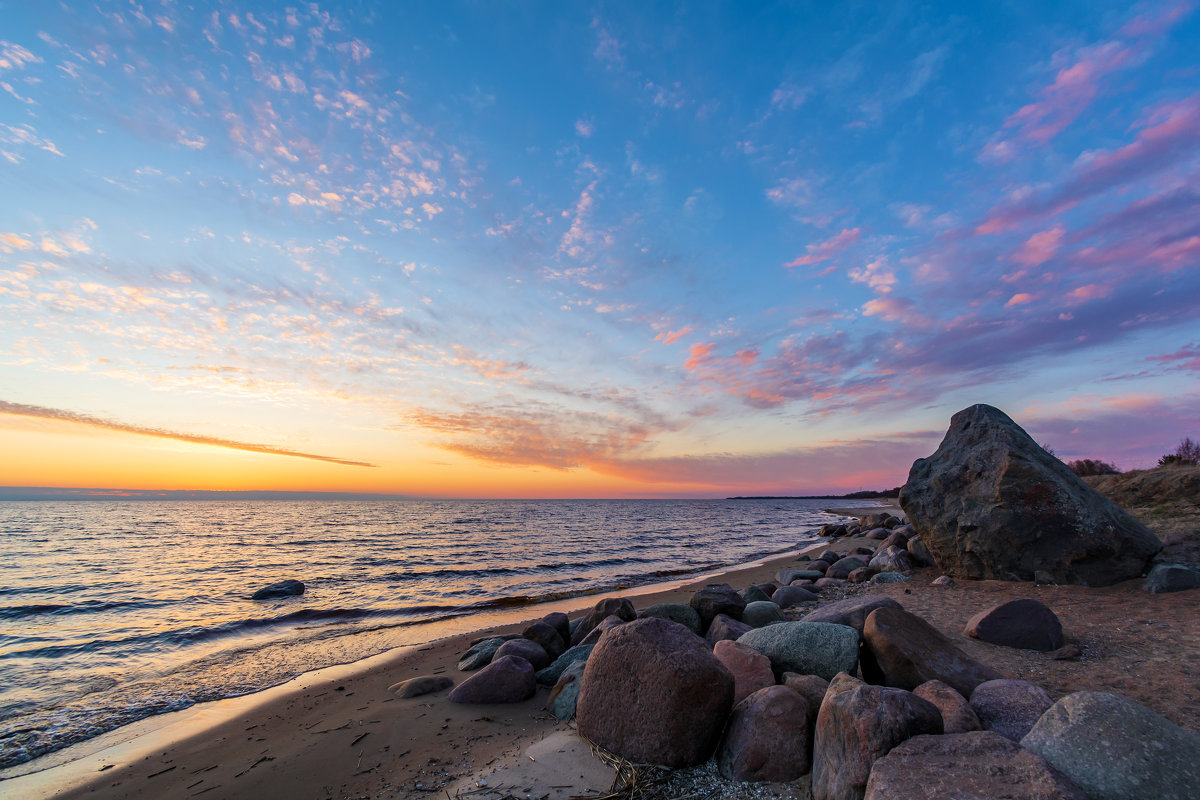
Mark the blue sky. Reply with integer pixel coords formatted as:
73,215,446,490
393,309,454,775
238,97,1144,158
0,1,1197,496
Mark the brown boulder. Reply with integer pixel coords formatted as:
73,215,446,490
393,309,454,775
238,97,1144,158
964,598,1064,652
900,404,1161,586
862,607,1002,698
714,639,775,705
493,638,550,670
522,620,566,660
387,675,454,698
913,679,981,733
864,731,1087,800
448,655,536,704
576,617,734,768
717,685,811,782
811,673,943,800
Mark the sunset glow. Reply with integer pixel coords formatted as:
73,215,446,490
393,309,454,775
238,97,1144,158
1,2,1198,497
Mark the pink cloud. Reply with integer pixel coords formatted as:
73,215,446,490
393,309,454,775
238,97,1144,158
655,326,692,345
1149,343,1200,372
683,342,716,371
1004,293,1036,307
1013,224,1065,267
784,227,861,268
862,296,929,326
980,6,1193,162
1065,283,1112,302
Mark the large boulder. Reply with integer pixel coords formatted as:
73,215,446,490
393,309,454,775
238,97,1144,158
868,546,915,574
964,599,1064,652
388,675,454,699
811,673,943,800
864,732,1087,800
969,679,1054,743
448,655,536,704
543,611,571,644
575,617,734,768
713,639,776,705
802,595,902,633
899,404,1161,586
572,598,636,645
738,622,859,681
782,673,829,729
716,685,811,782
862,607,1002,697
689,583,746,630
1021,691,1200,800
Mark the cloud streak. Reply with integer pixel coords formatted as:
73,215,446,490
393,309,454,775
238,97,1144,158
0,400,377,467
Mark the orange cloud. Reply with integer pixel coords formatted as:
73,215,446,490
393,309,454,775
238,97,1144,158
683,342,716,370
655,326,693,345
0,400,376,467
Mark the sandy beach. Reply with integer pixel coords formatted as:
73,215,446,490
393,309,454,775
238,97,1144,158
9,502,1199,800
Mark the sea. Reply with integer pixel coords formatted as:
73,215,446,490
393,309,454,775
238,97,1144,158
0,498,872,772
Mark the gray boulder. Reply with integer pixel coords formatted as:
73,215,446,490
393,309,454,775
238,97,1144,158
868,546,915,574
969,679,1054,742
772,585,819,608
802,595,902,633
899,404,1161,586
907,535,934,566
738,621,858,681
865,731,1087,800
448,655,536,704
637,602,702,634
251,579,305,600
458,636,510,671
741,600,784,628
576,617,734,768
535,643,595,686
547,660,586,720
1144,563,1200,593
1022,691,1200,800
871,572,910,584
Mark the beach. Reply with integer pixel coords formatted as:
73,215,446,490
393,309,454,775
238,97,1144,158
8,500,1199,800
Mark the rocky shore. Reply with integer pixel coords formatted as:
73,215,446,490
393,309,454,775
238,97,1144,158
24,404,1200,800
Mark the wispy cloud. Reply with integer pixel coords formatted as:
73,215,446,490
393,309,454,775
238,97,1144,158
0,400,377,467
784,228,861,268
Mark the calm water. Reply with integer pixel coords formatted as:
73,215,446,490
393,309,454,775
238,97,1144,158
0,498,860,770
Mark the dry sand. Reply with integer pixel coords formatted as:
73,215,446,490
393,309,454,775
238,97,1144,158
9,502,1199,800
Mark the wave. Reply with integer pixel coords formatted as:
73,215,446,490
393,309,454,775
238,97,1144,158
0,598,168,620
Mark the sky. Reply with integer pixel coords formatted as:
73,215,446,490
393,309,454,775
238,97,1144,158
0,1,1198,498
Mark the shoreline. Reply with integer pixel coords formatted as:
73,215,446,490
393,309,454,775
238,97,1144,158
1,508,896,799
